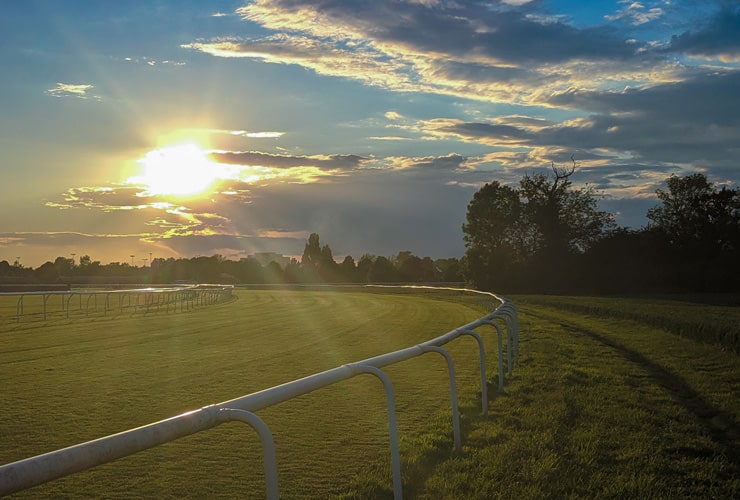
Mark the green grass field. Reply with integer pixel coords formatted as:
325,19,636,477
1,289,739,498
0,288,494,498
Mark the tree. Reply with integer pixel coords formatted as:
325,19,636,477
299,233,342,282
368,256,398,283
237,258,266,283
35,261,59,283
463,160,614,291
520,165,613,258
435,258,463,282
264,261,284,283
647,173,740,256
398,254,438,282
319,244,340,282
356,254,375,283
53,256,74,276
646,173,740,291
301,233,322,271
340,255,356,282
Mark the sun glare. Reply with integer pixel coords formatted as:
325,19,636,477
127,143,220,197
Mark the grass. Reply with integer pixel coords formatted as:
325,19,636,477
2,290,739,498
349,294,739,499
517,294,740,353
0,288,489,498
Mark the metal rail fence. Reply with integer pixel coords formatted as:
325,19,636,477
0,286,518,499
0,284,233,323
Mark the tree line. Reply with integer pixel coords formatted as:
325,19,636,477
462,166,740,294
0,235,463,286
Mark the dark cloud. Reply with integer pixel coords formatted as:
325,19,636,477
666,5,740,57
210,151,368,170
549,70,740,126
429,70,740,167
437,122,530,143
241,0,646,65
543,70,740,164
428,60,534,84
401,153,468,171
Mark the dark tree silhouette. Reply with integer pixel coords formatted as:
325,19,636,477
463,160,614,291
646,173,740,291
647,173,740,256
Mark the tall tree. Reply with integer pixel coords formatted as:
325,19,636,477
463,161,614,291
520,160,615,258
301,233,322,270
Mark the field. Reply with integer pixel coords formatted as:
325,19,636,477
1,289,739,498
0,287,497,498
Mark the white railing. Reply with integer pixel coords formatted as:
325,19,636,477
1,284,233,322
0,286,518,499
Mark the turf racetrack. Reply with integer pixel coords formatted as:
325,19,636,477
0,288,493,498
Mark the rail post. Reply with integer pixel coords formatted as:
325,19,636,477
217,408,279,500
418,345,461,453
345,363,402,500
458,329,488,415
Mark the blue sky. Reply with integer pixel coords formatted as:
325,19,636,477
1,0,738,267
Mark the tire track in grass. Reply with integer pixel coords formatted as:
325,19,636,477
526,308,740,477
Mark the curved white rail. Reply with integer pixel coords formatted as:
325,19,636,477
0,286,518,499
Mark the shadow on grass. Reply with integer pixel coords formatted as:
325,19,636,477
565,323,740,468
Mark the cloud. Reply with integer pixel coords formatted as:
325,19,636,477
240,131,285,138
209,151,370,170
545,70,740,164
666,5,740,60
605,1,665,25
426,118,531,145
413,69,740,172
123,56,186,66
45,83,99,99
183,35,415,90
238,0,642,64
46,186,158,211
40,147,496,263
387,153,469,171
178,0,680,107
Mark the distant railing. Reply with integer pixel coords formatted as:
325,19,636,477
0,286,518,499
0,284,233,323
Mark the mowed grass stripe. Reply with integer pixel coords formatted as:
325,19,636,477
1,289,488,498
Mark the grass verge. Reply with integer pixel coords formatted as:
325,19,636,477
336,295,739,498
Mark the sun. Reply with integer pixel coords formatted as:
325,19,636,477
127,142,220,197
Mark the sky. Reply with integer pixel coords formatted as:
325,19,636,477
1,0,738,268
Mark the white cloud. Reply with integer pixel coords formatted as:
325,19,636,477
605,2,665,25
45,83,98,99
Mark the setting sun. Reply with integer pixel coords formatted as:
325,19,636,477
127,143,220,197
